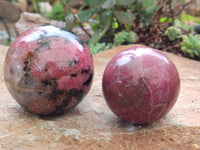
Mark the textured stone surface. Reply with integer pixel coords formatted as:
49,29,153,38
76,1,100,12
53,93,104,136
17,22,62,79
15,12,93,41
0,0,21,22
4,25,93,115
102,46,180,124
0,44,200,149
15,12,49,35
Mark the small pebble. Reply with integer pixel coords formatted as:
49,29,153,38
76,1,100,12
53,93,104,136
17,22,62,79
74,135,80,141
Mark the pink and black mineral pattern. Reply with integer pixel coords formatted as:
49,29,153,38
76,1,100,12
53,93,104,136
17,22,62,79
4,25,94,115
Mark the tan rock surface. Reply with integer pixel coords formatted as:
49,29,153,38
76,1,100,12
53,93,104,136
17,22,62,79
15,12,49,35
15,12,93,41
0,0,21,22
0,45,200,150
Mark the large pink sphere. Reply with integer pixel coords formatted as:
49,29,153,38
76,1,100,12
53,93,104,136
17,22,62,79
102,46,180,124
4,25,93,115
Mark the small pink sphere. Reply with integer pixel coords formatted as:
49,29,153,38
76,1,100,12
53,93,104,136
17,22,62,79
4,25,93,115
102,46,180,124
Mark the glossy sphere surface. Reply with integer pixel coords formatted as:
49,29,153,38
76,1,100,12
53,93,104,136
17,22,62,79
102,46,180,124
4,25,93,115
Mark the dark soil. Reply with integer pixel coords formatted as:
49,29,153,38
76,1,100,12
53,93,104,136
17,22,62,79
137,22,199,61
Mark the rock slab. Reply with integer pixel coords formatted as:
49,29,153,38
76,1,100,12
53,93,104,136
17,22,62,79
0,45,200,150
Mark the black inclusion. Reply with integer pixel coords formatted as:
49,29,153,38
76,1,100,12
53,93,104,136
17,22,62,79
83,74,93,85
81,65,90,74
53,89,84,114
69,59,79,66
70,74,77,77
35,36,50,52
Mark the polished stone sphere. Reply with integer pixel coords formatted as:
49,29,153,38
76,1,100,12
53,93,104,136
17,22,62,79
102,46,180,124
4,25,93,115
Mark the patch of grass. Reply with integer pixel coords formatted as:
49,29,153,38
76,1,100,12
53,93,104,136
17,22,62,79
180,12,200,24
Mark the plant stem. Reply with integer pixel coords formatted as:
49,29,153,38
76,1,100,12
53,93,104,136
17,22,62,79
62,0,92,37
0,15,11,42
32,0,39,13
88,23,110,47
175,0,196,16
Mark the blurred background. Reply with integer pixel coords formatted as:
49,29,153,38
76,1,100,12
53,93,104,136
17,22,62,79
0,0,200,60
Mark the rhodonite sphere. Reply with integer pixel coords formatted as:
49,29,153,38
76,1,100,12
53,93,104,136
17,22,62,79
4,25,93,115
102,46,180,124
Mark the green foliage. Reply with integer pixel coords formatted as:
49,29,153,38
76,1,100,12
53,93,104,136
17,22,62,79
80,0,156,46
40,0,157,48
36,0,198,57
127,31,137,44
135,0,157,24
159,17,173,23
174,20,194,31
102,0,116,9
181,34,200,59
113,31,137,46
114,11,135,26
88,10,113,47
50,2,65,21
78,9,95,23
89,43,111,54
83,0,102,8
116,0,135,6
180,12,200,24
165,26,182,41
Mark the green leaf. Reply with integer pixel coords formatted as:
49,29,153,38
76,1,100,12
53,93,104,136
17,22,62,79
113,31,129,46
101,10,113,26
102,0,116,9
159,17,173,23
88,23,110,48
91,23,99,32
145,4,156,14
89,43,106,54
89,43,111,54
78,10,94,22
112,20,119,29
83,0,102,7
142,0,156,8
114,11,135,25
113,31,136,46
194,51,199,56
116,0,135,5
